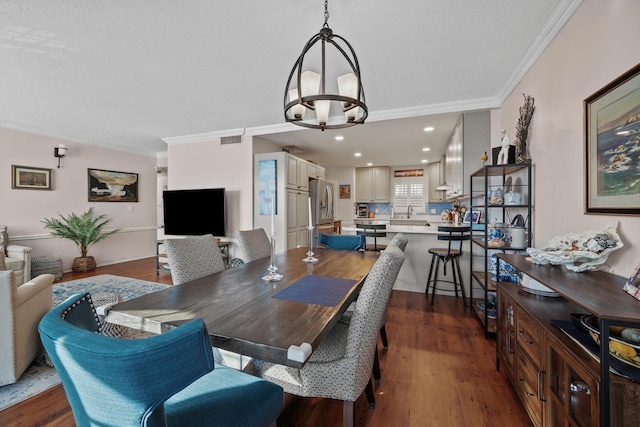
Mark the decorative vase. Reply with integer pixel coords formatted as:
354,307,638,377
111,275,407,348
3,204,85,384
72,256,96,272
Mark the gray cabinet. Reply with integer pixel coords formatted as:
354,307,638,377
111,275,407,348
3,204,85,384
356,166,389,202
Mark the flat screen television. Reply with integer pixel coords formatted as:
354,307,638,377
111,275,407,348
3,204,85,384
163,188,226,237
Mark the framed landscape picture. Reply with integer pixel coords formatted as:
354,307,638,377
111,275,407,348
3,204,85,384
12,165,52,190
88,168,138,202
584,63,640,215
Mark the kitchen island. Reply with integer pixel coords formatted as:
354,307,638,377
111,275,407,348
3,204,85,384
342,217,474,296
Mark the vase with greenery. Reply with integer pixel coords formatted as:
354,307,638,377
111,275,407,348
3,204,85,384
42,208,120,272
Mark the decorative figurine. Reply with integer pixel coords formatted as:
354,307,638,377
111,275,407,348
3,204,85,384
497,129,513,165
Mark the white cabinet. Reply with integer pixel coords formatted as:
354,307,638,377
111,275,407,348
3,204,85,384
255,152,323,253
285,154,309,191
286,189,309,249
428,162,441,201
307,163,326,180
356,167,389,202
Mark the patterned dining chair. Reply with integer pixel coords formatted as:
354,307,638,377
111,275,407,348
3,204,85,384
39,292,284,427
237,228,272,263
163,234,226,285
253,248,405,427
388,232,408,251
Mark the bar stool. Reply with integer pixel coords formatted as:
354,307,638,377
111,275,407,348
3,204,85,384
355,222,387,251
425,225,470,307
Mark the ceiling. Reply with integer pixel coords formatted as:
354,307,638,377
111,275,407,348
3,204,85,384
0,1,581,167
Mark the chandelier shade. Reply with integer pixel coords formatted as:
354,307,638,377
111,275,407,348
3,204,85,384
284,2,368,131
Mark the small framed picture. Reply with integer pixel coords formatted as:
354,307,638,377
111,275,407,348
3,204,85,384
11,165,52,190
463,209,481,224
623,262,640,302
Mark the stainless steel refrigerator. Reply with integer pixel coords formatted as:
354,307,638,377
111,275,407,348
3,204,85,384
309,179,334,226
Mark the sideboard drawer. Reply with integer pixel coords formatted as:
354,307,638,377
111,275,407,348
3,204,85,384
517,309,543,366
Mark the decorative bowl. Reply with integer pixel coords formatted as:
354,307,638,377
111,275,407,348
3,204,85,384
476,300,497,319
580,315,640,369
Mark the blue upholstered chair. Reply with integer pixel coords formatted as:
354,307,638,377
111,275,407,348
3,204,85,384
317,233,366,251
39,292,284,427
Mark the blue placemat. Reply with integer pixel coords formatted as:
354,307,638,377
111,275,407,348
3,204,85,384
272,276,358,306
551,319,640,383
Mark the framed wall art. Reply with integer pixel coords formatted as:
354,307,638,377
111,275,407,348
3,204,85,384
585,63,640,215
12,165,52,190
339,184,351,199
258,159,277,215
88,168,139,202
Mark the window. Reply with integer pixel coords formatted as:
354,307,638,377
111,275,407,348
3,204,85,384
394,180,425,212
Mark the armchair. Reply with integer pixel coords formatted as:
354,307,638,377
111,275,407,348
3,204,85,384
0,225,32,285
0,271,54,385
39,292,284,427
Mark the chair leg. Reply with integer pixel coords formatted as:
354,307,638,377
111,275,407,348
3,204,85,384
365,378,376,408
373,345,381,384
343,400,354,427
430,258,441,305
454,257,468,308
380,324,389,350
425,253,437,295
449,257,459,298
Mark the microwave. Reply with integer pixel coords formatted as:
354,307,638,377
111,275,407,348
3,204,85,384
356,205,369,218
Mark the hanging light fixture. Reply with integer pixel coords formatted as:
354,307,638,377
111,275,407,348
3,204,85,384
284,0,368,131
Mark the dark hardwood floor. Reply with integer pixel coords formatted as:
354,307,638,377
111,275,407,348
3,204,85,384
0,257,532,427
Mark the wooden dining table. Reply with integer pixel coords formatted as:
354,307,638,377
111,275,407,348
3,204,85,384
105,246,379,368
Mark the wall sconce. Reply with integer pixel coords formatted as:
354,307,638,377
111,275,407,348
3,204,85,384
54,144,67,168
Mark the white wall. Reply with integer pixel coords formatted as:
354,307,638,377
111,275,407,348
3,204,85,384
325,165,356,224
0,127,158,271
497,0,640,277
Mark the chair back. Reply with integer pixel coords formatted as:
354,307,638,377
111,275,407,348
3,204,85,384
388,233,408,251
343,248,404,397
437,225,470,255
237,228,271,262
163,234,225,285
39,292,215,427
317,233,366,251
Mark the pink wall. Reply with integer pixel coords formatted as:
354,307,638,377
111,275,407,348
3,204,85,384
1,127,158,271
167,136,254,257
498,0,640,277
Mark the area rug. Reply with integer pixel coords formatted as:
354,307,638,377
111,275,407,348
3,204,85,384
0,274,168,411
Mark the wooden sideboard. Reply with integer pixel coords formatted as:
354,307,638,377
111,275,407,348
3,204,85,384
496,254,640,427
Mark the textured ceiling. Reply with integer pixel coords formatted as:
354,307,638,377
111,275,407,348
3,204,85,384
0,0,581,166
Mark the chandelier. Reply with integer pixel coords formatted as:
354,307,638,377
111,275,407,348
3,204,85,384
284,0,368,131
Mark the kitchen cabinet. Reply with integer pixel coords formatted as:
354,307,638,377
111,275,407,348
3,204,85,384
286,154,309,191
356,166,389,202
428,161,442,201
307,163,325,180
469,163,532,336
255,152,324,253
286,189,309,249
496,254,640,427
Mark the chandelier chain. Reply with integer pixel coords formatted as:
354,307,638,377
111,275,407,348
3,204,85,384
323,0,329,28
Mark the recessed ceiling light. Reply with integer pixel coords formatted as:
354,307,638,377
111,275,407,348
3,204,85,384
335,135,344,141
421,159,428,163
354,152,362,157
422,147,430,151
424,126,434,132
366,162,373,166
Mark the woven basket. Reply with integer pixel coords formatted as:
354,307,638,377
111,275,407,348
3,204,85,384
72,256,96,272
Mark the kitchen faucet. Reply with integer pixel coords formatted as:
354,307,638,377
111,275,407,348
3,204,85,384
407,205,412,219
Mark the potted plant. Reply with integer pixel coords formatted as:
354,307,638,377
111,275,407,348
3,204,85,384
42,208,120,272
